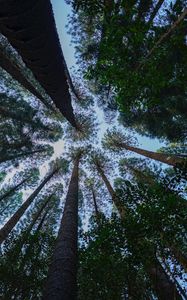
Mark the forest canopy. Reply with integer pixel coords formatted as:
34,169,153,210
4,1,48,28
0,0,187,299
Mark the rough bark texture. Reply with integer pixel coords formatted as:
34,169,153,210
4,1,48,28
43,155,80,300
0,176,28,202
0,0,76,127
0,168,58,244
148,259,182,300
0,47,54,111
95,163,126,218
121,143,185,166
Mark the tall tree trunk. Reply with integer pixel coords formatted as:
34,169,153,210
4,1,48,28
120,143,185,166
0,148,46,164
0,47,55,111
0,168,58,244
0,176,29,202
91,187,99,217
16,194,54,255
147,0,164,26
148,259,182,300
95,162,126,218
96,161,182,299
138,7,187,70
42,154,81,300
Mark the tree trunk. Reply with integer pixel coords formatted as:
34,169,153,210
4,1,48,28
138,7,187,70
96,161,182,298
148,259,182,299
147,0,164,26
0,168,58,244
16,194,54,255
91,187,99,217
0,176,29,202
0,47,55,111
95,162,126,218
0,0,77,127
0,148,46,164
120,143,185,166
42,154,81,300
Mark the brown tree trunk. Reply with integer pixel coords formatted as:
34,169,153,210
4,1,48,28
95,162,126,218
0,176,29,202
42,154,81,300
0,168,58,244
120,143,185,166
0,47,55,111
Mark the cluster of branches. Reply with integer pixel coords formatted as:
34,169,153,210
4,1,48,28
67,0,187,142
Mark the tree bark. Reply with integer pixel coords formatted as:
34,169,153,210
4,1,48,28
95,162,126,218
0,168,58,244
0,176,29,202
0,47,55,111
120,143,185,166
42,154,81,300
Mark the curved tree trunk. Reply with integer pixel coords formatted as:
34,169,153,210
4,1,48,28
95,162,126,218
0,47,55,111
0,168,58,244
120,143,185,166
0,176,29,202
43,153,81,300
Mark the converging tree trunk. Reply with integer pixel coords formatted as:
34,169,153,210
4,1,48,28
0,0,77,127
96,161,182,299
0,168,59,244
0,148,47,164
119,143,185,167
0,176,29,202
43,153,81,300
91,186,99,217
0,47,54,111
95,161,126,218
148,259,182,300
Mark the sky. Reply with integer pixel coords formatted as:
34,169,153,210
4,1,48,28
51,0,166,153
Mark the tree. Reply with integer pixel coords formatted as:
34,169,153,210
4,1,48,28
0,164,61,244
102,128,186,167
43,149,83,300
0,0,77,127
